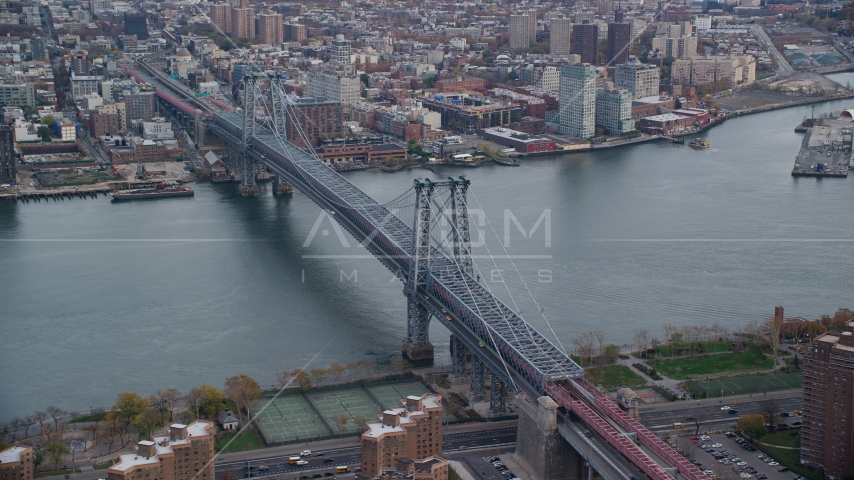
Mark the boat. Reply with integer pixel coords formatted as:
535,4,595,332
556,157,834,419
111,184,194,201
688,138,710,148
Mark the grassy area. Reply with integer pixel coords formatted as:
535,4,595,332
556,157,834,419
761,429,800,448
757,72,775,80
635,340,733,359
35,469,80,478
652,353,774,380
214,430,266,453
449,466,462,480
585,365,646,390
93,460,117,470
753,434,819,480
35,170,116,187
682,371,802,398
69,412,107,424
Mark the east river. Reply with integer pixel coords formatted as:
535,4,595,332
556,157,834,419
3,77,854,421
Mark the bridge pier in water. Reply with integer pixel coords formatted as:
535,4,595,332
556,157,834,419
273,176,293,195
514,394,588,480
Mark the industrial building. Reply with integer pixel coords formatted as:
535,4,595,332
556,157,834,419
481,127,556,153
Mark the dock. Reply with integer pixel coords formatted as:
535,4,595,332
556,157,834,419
792,123,852,178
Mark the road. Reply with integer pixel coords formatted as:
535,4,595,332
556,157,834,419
752,25,794,77
641,396,802,432
214,427,518,480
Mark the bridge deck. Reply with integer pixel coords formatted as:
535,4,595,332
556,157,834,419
212,111,583,391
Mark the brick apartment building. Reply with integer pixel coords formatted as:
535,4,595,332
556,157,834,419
801,321,854,479
318,143,407,165
110,140,168,164
361,394,443,475
0,446,34,480
107,422,215,480
286,97,343,148
435,77,485,93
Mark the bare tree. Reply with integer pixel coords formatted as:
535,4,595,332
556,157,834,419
683,440,697,460
692,414,706,435
149,394,167,424
46,407,65,434
328,363,347,383
663,323,677,356
593,331,606,365
84,420,100,446
160,390,180,422
573,331,597,366
760,399,780,428
763,317,783,362
276,371,293,389
633,329,650,358
33,412,48,437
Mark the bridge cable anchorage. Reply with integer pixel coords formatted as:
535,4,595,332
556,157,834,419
425,198,520,393
433,195,557,369
470,191,571,359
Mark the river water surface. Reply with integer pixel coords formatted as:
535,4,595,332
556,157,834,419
2,81,854,421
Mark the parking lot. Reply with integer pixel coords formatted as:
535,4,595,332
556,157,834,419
686,432,805,480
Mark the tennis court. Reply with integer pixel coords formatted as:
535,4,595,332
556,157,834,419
307,388,381,435
250,395,331,445
684,372,803,398
367,382,431,411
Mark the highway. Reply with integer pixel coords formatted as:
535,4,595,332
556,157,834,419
213,427,518,480
641,396,802,431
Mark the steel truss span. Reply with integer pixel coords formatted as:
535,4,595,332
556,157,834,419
211,109,582,392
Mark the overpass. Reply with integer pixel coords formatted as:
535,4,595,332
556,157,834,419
204,75,707,480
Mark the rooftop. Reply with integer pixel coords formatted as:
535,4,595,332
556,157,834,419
0,446,29,464
109,454,160,471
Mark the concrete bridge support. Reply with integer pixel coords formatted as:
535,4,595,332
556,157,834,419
513,394,584,480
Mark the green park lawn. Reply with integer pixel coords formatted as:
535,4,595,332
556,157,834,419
585,365,646,390
214,430,266,453
754,432,819,480
652,353,774,379
68,412,106,424
761,429,800,448
635,340,733,359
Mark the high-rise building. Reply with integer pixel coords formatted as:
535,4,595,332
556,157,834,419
284,24,306,42
71,49,88,76
801,320,854,478
125,92,156,121
510,14,534,50
231,0,255,40
307,66,360,105
124,12,148,40
209,3,231,34
559,62,596,138
256,13,283,45
360,394,443,475
615,61,660,98
652,35,697,59
107,422,215,480
595,89,634,135
0,445,33,480
571,21,599,65
0,125,15,185
31,37,47,60
285,97,343,147
607,20,631,66
329,34,351,65
550,18,572,56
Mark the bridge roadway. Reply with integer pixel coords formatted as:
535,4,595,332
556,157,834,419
209,111,708,480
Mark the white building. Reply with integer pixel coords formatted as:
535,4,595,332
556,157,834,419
71,75,100,99
55,118,76,141
198,81,219,95
329,34,352,65
142,118,174,140
450,37,467,50
693,15,712,31
559,62,596,138
307,66,360,105
13,119,40,142
615,61,661,99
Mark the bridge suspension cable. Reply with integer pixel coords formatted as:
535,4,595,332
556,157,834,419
470,191,570,357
